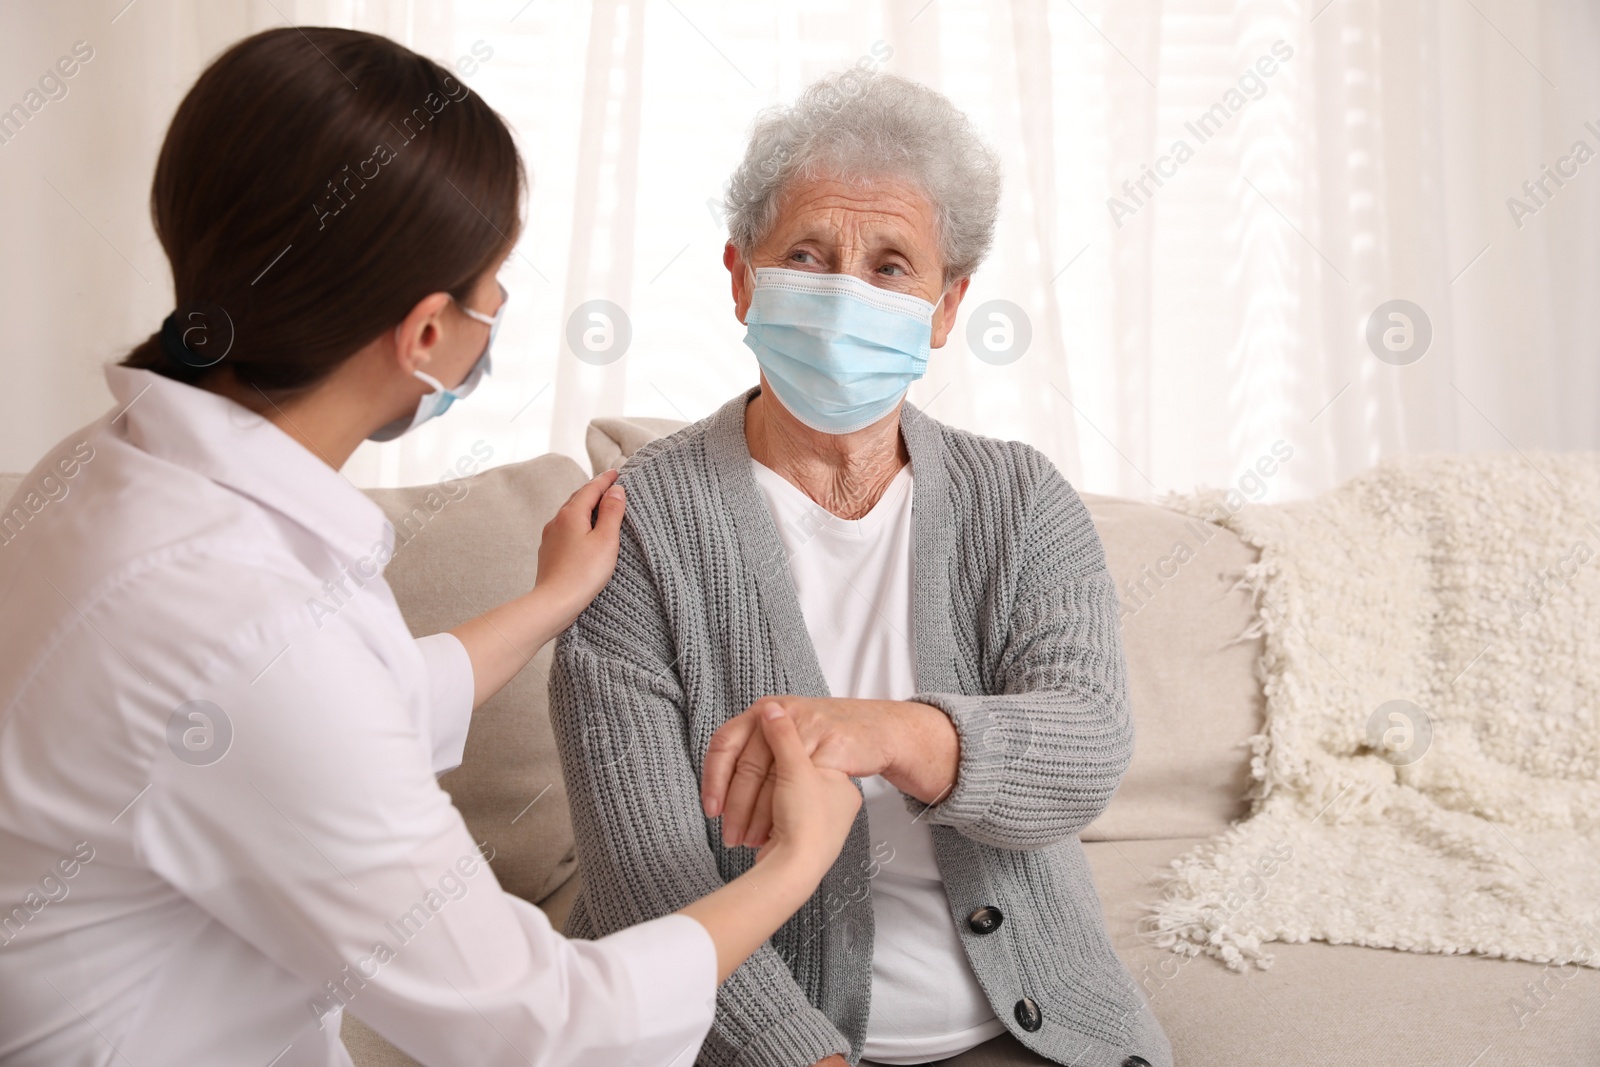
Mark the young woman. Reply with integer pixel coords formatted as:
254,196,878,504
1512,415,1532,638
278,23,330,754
0,27,860,1067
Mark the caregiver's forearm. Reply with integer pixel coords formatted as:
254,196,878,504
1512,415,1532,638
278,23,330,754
679,850,826,983
449,585,568,708
552,631,855,1067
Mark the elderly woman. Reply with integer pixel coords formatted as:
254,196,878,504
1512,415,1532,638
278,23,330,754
550,73,1170,1067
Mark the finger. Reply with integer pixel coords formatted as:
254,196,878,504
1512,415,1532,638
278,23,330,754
720,729,774,848
593,482,626,538
758,702,812,779
744,773,777,849
701,710,762,817
561,470,621,526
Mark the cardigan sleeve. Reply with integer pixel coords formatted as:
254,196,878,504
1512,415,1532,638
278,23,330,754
549,520,852,1067
913,457,1134,850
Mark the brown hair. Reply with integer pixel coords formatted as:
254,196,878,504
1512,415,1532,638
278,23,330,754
122,27,523,393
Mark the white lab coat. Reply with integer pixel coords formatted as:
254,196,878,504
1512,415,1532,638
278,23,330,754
0,366,715,1067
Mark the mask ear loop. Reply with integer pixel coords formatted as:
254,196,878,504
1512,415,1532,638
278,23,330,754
391,321,447,395
742,264,769,403
739,262,764,329
931,282,950,328
392,287,503,397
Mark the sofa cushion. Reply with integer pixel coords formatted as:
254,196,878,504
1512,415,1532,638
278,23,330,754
587,415,696,474
583,419,1265,842
1078,493,1262,841
1084,837,1600,1066
364,453,590,917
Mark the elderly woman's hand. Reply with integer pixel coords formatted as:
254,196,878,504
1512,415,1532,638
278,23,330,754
701,695,959,849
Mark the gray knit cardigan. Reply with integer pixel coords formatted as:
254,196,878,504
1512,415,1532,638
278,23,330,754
549,390,1171,1067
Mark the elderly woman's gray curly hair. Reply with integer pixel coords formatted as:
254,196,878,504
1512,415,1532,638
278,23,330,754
724,71,1002,284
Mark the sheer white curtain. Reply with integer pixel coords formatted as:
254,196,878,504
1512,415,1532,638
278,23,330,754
4,0,1597,501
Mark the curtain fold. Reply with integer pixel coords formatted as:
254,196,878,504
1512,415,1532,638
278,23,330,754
547,0,647,462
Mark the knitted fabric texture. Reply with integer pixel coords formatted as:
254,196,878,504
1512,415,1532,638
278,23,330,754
1144,453,1600,973
549,390,1171,1067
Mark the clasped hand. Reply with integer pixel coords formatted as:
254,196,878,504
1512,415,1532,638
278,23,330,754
700,696,959,849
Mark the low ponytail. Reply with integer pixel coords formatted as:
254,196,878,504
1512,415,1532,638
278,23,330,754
121,331,193,382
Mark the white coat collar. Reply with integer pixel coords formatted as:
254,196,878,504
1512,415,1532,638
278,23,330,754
104,365,392,568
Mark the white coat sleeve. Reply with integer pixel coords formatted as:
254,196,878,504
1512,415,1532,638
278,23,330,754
413,631,475,774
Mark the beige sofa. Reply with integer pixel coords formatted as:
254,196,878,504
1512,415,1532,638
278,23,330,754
5,418,1595,1066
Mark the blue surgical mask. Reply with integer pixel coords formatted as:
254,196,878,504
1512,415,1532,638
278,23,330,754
370,285,506,442
742,267,937,435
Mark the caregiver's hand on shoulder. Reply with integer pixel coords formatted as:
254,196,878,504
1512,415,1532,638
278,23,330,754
702,696,959,849
532,469,626,630
451,470,628,708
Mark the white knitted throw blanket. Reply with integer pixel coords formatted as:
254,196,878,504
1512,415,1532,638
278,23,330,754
1143,453,1600,971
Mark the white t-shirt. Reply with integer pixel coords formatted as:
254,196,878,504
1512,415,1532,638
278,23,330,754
751,460,1005,1064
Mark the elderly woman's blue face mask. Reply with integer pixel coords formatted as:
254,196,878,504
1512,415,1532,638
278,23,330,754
742,267,937,435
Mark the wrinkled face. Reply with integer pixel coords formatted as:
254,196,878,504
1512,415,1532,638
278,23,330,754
728,174,968,348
